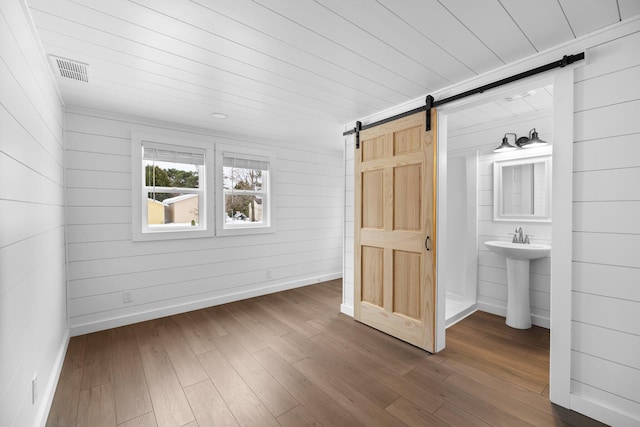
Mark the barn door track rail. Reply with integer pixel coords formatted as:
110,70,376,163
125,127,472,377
345,52,585,149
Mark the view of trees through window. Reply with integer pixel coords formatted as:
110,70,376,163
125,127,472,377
145,165,199,201
145,161,201,227
223,165,265,224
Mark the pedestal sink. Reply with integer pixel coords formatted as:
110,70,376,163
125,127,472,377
484,241,551,329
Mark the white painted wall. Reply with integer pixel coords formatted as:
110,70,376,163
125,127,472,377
448,112,553,328
445,156,471,300
64,109,344,335
443,153,478,326
341,136,355,316
342,17,640,426
568,29,640,424
0,1,68,426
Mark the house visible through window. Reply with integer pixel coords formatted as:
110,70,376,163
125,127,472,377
215,145,275,236
144,145,204,229
223,155,269,227
132,134,214,241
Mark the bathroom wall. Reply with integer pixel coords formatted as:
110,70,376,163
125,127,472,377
0,1,68,426
448,111,553,328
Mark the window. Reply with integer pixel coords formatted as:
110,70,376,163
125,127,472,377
132,133,214,241
216,146,275,235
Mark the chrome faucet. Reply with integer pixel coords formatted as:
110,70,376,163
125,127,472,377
513,227,523,243
511,227,532,244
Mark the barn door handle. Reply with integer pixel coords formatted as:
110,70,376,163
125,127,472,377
425,236,431,251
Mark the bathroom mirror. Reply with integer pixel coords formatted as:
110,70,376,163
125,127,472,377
494,153,551,222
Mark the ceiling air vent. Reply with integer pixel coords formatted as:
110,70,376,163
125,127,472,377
49,56,89,83
504,90,536,102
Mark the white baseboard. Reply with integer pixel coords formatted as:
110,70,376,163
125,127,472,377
532,314,550,329
35,329,70,427
477,301,506,319
477,301,550,329
445,304,477,328
340,303,354,317
70,273,342,336
571,394,640,427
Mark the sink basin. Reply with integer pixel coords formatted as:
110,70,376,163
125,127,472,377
484,240,551,329
484,241,550,260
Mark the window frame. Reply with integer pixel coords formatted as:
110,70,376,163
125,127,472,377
215,145,276,236
132,132,214,241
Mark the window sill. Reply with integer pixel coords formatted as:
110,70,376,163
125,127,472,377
132,227,214,242
216,224,275,237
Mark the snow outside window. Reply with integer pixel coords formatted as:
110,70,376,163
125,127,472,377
216,146,275,236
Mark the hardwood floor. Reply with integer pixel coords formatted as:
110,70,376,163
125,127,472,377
46,280,605,427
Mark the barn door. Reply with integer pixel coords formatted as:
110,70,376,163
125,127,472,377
354,110,437,352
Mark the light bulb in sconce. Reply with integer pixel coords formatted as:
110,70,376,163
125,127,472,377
516,128,549,148
493,133,518,153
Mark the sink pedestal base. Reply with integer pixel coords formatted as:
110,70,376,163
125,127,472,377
484,241,550,330
505,258,532,329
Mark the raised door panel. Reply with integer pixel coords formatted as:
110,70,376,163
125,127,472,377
361,246,384,307
361,135,386,161
394,164,422,231
394,125,422,155
362,170,384,229
393,250,421,319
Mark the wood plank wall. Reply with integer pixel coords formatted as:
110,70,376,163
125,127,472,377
0,1,67,426
570,30,640,418
64,110,344,335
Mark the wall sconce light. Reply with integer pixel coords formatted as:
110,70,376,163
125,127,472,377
494,128,549,152
494,133,518,152
516,128,549,148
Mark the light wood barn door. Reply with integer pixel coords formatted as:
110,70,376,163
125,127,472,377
354,111,437,352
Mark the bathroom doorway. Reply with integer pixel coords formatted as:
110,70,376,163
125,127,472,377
435,67,577,407
434,75,557,351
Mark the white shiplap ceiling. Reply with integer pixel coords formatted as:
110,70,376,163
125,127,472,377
27,0,640,150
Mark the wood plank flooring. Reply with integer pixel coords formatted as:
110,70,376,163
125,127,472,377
46,279,605,427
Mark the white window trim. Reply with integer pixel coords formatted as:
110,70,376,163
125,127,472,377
132,132,214,241
216,144,276,236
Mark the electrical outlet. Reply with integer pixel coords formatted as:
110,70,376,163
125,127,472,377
122,291,133,304
31,375,38,405
266,269,272,279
